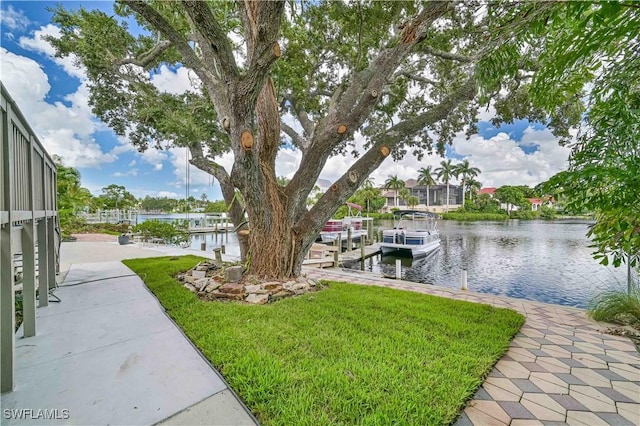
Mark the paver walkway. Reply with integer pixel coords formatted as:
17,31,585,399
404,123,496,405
303,267,640,426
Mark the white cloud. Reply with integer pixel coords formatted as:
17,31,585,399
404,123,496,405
150,65,201,95
156,191,181,198
1,5,31,31
113,169,138,177
19,24,86,79
0,48,116,168
452,127,571,187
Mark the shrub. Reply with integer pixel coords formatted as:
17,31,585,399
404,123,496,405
539,206,557,220
589,278,640,327
132,220,189,246
441,212,509,221
510,210,540,220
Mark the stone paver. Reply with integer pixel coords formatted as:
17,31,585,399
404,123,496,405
303,267,640,426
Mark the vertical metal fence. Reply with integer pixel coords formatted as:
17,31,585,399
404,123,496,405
1,82,59,393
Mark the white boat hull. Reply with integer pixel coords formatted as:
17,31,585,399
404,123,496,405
380,239,440,257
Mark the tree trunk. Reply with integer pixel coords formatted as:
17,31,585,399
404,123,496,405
427,185,430,209
446,183,450,213
462,182,466,208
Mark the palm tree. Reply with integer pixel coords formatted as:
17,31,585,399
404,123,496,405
417,166,437,209
466,178,482,201
453,159,481,207
399,188,411,206
407,195,420,208
361,176,375,189
384,175,405,208
434,160,455,212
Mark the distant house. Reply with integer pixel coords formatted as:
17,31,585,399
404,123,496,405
478,187,497,196
528,196,556,211
381,179,462,212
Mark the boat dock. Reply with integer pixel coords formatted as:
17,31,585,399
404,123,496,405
303,242,382,269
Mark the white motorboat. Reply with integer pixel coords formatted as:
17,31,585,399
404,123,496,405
380,210,440,257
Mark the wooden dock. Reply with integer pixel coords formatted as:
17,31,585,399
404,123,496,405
187,225,234,234
302,243,381,268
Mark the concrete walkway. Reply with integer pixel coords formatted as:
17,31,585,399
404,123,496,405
1,242,255,426
304,267,640,426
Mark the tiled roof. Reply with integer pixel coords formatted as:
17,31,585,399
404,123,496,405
478,187,497,195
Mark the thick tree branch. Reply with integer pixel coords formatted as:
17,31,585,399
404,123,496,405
115,40,172,67
235,1,285,118
296,76,477,234
283,94,315,137
288,1,452,210
281,122,310,153
122,1,204,74
394,71,437,85
181,1,239,80
188,145,246,232
422,46,472,62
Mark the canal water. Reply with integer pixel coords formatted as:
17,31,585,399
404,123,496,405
137,213,241,257
345,220,629,309
138,214,629,308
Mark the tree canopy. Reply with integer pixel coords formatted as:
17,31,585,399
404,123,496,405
531,2,640,267
48,0,585,278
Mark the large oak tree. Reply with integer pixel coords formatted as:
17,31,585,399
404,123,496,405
49,0,571,278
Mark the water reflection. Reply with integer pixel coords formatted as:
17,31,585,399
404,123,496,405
347,220,627,308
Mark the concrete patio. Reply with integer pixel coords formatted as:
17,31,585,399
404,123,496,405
1,241,255,426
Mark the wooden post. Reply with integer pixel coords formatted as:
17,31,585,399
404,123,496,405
21,220,37,337
37,218,49,307
1,100,15,393
395,259,402,279
347,227,352,252
221,244,226,254
333,248,339,268
200,242,206,251
213,248,222,265
360,242,366,271
368,220,373,244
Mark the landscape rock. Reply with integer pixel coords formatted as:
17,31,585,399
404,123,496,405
183,283,197,293
192,270,207,279
214,292,244,300
246,293,269,304
225,266,244,282
244,284,269,294
196,278,210,292
183,275,198,285
270,290,293,300
292,282,309,291
205,282,223,292
219,283,245,295
263,282,282,290
244,284,262,293
265,284,282,294
283,281,297,290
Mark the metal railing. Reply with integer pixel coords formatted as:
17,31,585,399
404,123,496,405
1,82,59,393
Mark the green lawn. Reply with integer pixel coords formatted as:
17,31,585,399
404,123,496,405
123,256,524,426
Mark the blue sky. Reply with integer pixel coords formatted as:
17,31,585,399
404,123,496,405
0,2,571,200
